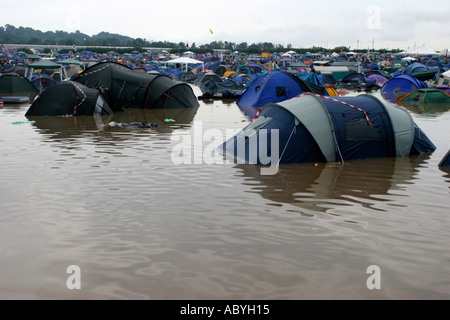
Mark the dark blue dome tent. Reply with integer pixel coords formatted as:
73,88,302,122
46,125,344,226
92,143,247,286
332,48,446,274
31,74,57,93
220,93,435,167
236,71,328,117
381,75,427,102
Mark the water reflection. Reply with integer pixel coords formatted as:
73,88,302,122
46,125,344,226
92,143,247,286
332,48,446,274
25,107,199,141
397,101,450,117
236,155,431,214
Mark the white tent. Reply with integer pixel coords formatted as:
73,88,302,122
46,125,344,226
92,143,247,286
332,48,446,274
401,56,417,62
443,70,450,79
439,49,449,57
404,46,437,56
162,57,204,71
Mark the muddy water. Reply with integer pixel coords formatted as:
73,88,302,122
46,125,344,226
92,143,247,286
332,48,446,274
0,87,449,299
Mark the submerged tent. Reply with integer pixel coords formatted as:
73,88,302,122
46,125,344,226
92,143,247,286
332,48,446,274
25,81,113,116
395,88,450,115
236,71,328,109
340,73,380,91
381,75,427,101
395,88,450,105
193,72,223,87
200,79,244,95
439,150,450,169
72,62,199,109
0,73,39,101
221,93,435,166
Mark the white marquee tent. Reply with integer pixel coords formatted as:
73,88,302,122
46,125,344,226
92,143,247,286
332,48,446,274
161,57,204,71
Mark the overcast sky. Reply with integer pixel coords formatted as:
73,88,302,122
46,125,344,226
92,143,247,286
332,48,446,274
4,0,450,51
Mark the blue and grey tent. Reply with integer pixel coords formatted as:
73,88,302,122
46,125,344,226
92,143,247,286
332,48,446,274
236,71,328,109
381,75,427,102
221,93,435,166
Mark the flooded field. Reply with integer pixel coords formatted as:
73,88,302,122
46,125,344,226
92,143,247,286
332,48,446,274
0,86,449,299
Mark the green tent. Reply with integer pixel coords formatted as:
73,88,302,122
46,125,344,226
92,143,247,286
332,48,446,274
24,59,68,81
396,88,450,105
395,88,450,115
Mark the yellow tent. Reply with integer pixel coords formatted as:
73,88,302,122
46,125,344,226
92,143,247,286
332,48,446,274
223,70,236,78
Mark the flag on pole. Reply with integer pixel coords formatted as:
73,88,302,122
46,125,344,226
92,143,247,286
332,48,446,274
209,28,214,35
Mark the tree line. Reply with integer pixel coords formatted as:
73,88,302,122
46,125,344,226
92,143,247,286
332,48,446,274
0,24,401,55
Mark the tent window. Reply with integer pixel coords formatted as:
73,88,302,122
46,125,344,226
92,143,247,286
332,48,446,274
276,86,287,97
346,118,382,141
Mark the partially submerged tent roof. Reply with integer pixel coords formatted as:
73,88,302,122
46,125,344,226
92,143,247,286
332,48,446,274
25,81,113,116
396,88,450,105
0,73,38,101
72,62,199,109
439,150,450,170
395,88,450,115
221,93,435,166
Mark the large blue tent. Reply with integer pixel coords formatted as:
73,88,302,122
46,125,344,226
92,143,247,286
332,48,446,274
221,93,435,166
236,71,328,109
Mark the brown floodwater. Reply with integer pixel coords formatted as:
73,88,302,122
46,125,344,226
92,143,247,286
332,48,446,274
0,86,449,300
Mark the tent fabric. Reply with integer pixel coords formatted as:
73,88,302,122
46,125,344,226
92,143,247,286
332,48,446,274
439,150,450,168
72,62,199,109
367,74,389,86
403,61,440,81
31,74,57,92
221,93,435,165
25,81,113,116
193,72,223,87
162,57,204,71
395,88,450,105
341,73,380,91
236,71,328,109
381,75,428,101
265,94,336,162
0,73,38,100
200,79,244,95
24,59,68,81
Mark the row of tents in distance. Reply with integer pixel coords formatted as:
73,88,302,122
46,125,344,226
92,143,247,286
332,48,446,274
0,47,449,168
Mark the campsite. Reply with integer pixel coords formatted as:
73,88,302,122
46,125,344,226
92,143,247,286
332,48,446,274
1,42,450,301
